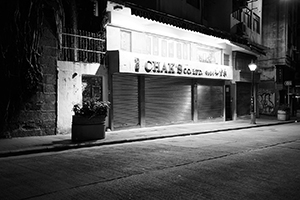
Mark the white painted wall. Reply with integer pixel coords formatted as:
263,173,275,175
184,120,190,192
57,61,108,134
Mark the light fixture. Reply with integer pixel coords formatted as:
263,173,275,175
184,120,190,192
248,60,257,71
113,5,123,11
248,60,257,124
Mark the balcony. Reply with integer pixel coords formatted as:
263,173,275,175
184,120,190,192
231,6,261,44
233,70,260,83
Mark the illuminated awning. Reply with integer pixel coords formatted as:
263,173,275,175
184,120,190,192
124,1,266,55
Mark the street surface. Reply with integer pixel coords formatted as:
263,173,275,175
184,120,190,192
1,123,300,200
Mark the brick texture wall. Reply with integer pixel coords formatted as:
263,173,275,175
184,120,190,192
9,25,58,137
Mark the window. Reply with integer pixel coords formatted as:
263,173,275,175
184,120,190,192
224,54,230,66
187,0,200,9
120,31,131,52
243,11,251,28
82,75,103,102
232,10,242,21
253,13,260,34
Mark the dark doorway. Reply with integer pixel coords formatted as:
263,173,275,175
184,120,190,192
225,85,232,120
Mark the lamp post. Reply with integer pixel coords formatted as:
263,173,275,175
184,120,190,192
248,61,257,124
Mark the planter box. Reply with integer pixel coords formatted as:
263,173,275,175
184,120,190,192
277,110,290,121
72,115,106,141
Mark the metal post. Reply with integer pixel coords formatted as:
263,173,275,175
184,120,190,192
287,85,290,107
250,70,256,124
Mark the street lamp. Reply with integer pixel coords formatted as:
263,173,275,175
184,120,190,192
248,61,257,124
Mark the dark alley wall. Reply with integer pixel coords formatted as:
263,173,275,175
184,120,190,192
8,24,58,137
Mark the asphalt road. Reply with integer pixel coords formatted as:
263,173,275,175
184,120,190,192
1,123,300,200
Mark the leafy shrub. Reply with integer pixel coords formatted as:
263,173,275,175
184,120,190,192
73,98,110,118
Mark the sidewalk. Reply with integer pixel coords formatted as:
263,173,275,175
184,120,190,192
0,116,298,158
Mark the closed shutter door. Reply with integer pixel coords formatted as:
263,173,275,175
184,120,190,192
112,74,139,129
145,76,192,126
237,82,251,116
197,80,224,120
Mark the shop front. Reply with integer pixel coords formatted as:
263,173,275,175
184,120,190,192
232,51,260,118
108,49,233,130
111,73,193,129
106,5,237,130
110,73,226,130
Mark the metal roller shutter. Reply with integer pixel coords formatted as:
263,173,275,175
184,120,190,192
112,74,139,129
145,76,192,126
197,81,224,120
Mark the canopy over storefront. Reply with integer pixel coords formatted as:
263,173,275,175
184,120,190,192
107,1,266,56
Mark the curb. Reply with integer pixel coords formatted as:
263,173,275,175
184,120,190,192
0,120,297,158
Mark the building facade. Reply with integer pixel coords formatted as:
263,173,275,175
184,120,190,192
258,0,300,116
56,0,268,133
230,0,264,119
104,1,264,130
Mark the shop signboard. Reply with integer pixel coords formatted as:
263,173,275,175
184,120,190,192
117,51,233,80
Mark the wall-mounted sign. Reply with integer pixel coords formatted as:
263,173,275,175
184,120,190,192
117,51,233,80
284,80,292,86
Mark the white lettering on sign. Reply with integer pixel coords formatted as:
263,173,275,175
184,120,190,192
284,81,292,86
140,60,227,77
118,51,232,80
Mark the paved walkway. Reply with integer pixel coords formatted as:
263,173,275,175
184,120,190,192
0,116,298,157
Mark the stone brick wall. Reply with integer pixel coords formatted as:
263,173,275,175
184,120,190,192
9,25,58,137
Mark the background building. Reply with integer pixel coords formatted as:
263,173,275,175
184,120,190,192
106,1,234,129
120,0,265,120
104,0,266,130
258,0,300,116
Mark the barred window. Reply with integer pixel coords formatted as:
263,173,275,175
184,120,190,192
253,13,260,34
243,11,251,28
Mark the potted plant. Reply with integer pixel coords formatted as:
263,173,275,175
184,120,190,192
72,98,110,141
277,104,290,121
